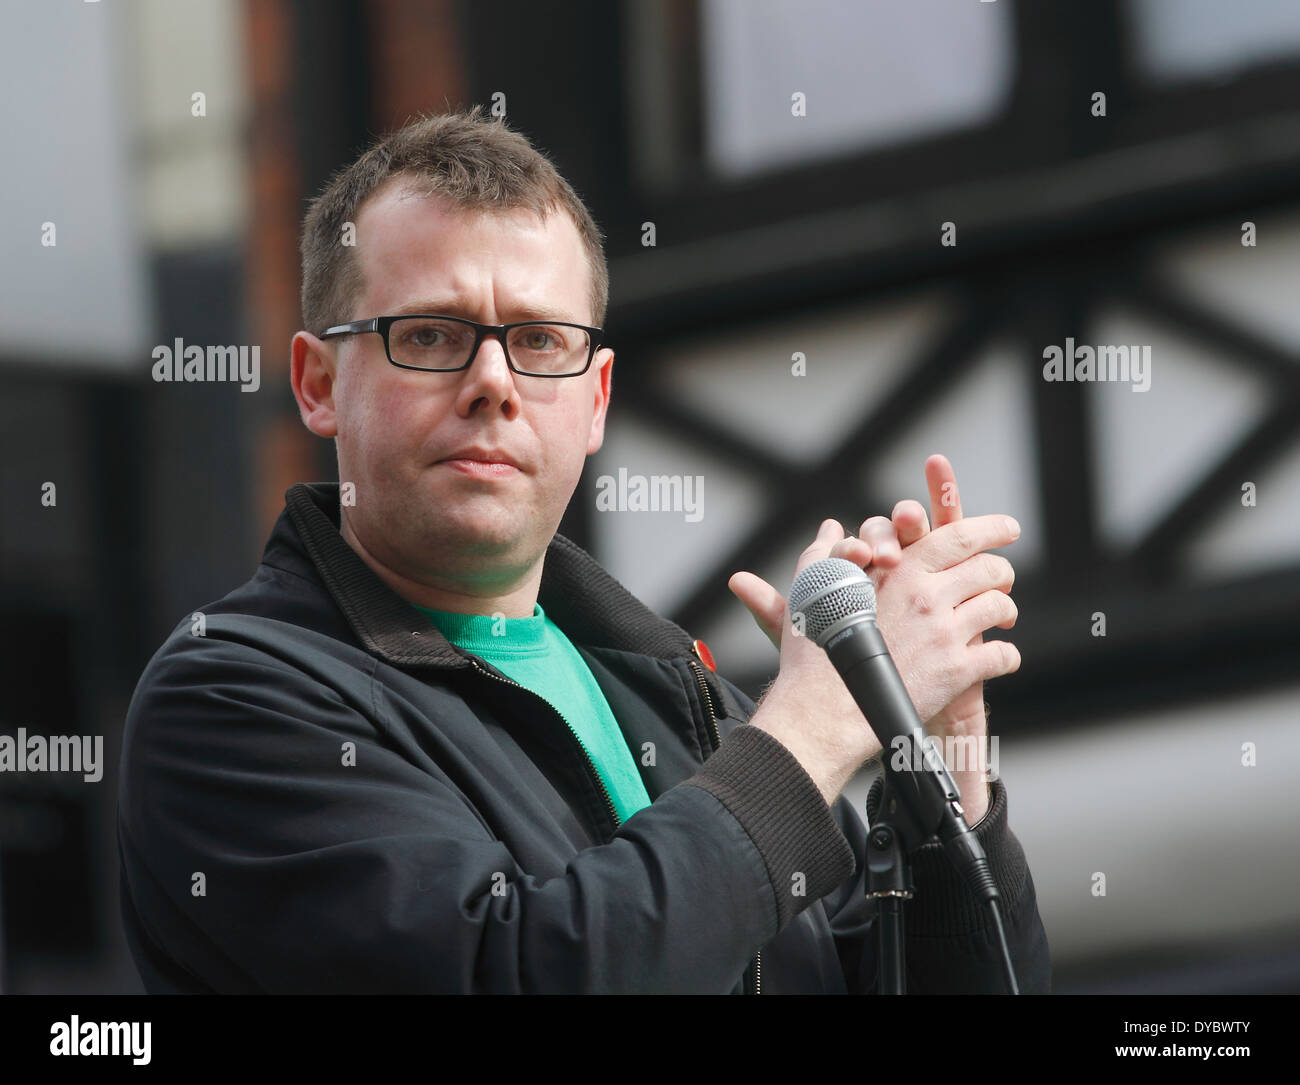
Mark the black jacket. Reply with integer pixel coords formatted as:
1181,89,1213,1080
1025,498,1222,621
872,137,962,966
117,482,1051,994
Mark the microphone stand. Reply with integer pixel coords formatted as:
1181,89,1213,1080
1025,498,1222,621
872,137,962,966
865,762,1019,995
864,765,929,994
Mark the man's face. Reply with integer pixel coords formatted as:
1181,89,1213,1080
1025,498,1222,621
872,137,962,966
294,177,612,598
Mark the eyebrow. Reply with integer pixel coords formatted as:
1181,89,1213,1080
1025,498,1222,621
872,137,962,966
388,299,585,325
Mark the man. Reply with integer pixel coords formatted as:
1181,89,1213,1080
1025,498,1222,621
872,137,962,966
118,108,1050,994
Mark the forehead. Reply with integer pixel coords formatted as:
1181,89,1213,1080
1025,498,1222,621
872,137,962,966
351,178,591,324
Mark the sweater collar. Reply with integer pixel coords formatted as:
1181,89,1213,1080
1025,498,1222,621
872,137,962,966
277,482,707,676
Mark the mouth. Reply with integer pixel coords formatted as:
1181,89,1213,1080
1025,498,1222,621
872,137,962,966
435,448,523,477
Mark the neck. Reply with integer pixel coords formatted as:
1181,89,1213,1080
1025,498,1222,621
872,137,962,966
339,510,543,619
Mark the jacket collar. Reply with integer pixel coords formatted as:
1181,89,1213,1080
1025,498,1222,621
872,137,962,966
277,482,706,676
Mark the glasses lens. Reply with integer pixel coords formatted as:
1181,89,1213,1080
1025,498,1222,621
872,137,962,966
388,317,477,370
507,323,591,375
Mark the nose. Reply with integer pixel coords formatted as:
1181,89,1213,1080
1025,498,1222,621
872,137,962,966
454,330,520,419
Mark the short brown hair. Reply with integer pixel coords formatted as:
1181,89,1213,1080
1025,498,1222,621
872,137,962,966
300,106,608,338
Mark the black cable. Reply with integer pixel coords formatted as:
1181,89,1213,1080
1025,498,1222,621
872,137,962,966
985,898,1020,995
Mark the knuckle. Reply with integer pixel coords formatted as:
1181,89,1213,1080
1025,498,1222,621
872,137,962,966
933,654,962,695
861,514,892,538
948,520,976,553
952,655,978,693
973,640,1002,679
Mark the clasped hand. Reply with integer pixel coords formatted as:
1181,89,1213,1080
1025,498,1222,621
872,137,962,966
729,455,1020,820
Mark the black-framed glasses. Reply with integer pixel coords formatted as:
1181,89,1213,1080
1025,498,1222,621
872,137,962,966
319,315,604,377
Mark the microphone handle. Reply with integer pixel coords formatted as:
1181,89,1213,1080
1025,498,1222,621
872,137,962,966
824,619,1000,903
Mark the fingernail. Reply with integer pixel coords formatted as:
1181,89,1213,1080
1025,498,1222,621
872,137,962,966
1005,517,1021,540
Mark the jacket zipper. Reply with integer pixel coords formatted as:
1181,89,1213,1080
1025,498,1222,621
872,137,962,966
688,657,722,752
689,658,761,996
468,657,620,834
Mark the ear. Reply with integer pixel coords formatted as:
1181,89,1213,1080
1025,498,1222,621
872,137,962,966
585,347,614,455
291,331,340,438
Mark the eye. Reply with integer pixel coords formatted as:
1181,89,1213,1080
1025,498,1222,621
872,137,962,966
406,325,445,347
394,319,470,350
520,328,558,351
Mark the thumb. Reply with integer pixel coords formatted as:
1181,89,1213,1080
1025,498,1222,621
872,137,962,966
728,571,786,650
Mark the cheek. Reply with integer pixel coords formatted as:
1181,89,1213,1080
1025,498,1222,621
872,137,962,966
345,375,426,448
550,407,597,483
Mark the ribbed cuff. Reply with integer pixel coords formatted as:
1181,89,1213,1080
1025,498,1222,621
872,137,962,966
680,724,856,933
867,774,1029,937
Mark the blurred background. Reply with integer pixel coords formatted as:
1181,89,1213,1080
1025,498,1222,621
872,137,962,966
2,0,1298,994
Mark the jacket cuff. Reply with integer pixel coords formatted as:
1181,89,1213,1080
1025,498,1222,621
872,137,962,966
867,774,1029,937
679,724,857,932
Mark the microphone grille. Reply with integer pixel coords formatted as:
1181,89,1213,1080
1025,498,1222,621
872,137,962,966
788,557,877,645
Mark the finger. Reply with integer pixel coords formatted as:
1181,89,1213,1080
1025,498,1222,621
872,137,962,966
938,552,1015,605
926,453,963,527
793,518,847,576
728,571,786,649
891,499,930,547
968,637,1022,683
827,534,875,569
857,515,902,567
914,514,1021,573
954,589,1019,641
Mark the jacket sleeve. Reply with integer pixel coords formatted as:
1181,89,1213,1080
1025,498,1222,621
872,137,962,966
118,633,857,994
818,776,1053,994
